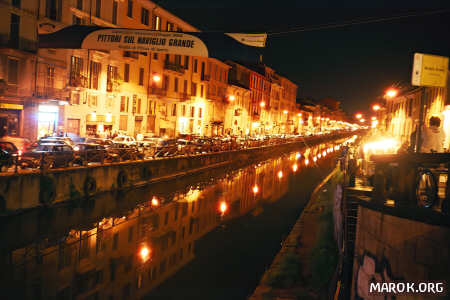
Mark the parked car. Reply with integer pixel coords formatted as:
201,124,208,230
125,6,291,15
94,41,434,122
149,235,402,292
0,136,32,155
112,136,136,146
85,138,115,149
0,141,19,171
108,143,143,161
154,139,178,157
73,143,113,165
20,143,75,169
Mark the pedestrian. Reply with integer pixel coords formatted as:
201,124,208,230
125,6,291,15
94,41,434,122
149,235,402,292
420,116,446,153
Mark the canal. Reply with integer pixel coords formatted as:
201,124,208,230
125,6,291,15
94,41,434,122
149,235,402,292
0,137,352,300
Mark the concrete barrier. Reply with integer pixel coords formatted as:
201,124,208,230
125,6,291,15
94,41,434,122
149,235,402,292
0,134,352,214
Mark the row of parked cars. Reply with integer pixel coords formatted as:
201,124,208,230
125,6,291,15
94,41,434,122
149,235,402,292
0,134,299,171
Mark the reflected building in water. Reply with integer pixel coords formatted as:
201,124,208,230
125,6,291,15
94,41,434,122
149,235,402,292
1,140,349,300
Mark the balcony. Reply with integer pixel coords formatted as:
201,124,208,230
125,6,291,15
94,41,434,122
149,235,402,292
35,86,69,100
177,92,190,101
106,80,121,93
201,74,210,81
69,73,88,88
164,61,185,74
148,87,167,97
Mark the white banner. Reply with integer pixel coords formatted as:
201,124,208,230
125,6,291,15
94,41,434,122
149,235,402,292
226,33,267,47
81,29,209,57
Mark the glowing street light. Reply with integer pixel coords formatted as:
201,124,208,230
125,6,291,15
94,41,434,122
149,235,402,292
151,196,159,207
252,184,259,194
228,95,235,101
372,104,381,111
219,201,228,215
295,152,301,159
297,113,302,117
371,116,377,121
304,159,309,165
385,89,398,98
355,113,362,119
152,74,161,82
360,118,366,123
139,245,151,263
260,101,266,108
283,110,288,114
277,170,283,179
292,164,298,172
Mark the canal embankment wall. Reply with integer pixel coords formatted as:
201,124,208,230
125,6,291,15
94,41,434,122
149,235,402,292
0,133,354,214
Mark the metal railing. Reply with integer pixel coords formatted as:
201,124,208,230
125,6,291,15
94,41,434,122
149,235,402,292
164,61,185,74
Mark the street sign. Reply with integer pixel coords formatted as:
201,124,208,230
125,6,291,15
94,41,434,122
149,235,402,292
412,53,448,87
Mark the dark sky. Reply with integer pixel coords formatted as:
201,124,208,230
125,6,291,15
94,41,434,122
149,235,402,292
157,0,450,115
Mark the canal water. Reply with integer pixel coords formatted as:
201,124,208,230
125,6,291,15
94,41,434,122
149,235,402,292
0,137,353,300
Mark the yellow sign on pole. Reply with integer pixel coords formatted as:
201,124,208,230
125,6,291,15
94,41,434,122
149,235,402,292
412,53,448,87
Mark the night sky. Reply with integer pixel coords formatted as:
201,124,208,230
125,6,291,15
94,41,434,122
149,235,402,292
157,0,450,115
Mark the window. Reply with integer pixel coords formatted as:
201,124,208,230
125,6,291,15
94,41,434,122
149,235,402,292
132,95,137,114
106,65,118,92
124,64,130,82
191,83,197,97
95,0,101,17
119,115,128,130
184,56,189,69
7,58,18,84
153,15,161,30
72,15,81,25
199,107,202,118
190,106,195,118
148,100,155,115
127,0,133,17
200,85,204,98
112,0,117,24
71,92,80,105
166,22,173,31
141,8,149,25
193,59,198,72
10,14,19,48
89,95,97,107
70,56,83,86
183,80,187,93
172,104,177,116
46,0,62,21
164,212,169,225
175,55,181,65
174,77,178,92
182,105,186,116
76,0,82,10
128,226,133,243
120,96,128,112
90,61,101,90
46,66,55,88
137,98,141,114
163,75,169,90
139,68,144,86
153,53,158,60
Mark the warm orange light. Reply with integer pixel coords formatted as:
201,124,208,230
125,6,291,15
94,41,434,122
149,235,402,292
139,246,151,262
260,101,265,108
295,152,301,159
152,74,161,82
371,116,377,121
385,89,397,98
323,151,326,156
292,164,298,172
283,110,288,114
313,156,317,162
297,113,302,117
360,119,365,123
372,104,381,111
151,196,159,207
355,114,362,119
252,184,259,194
219,201,228,214
304,159,309,165
318,153,322,158
228,95,235,101
277,171,283,179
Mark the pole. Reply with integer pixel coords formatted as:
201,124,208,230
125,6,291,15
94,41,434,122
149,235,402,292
415,87,426,152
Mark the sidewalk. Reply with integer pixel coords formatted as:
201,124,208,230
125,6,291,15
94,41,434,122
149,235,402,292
249,167,341,300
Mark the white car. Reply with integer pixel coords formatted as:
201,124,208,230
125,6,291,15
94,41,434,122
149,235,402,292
112,136,136,146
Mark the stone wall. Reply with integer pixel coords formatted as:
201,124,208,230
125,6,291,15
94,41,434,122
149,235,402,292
351,205,450,299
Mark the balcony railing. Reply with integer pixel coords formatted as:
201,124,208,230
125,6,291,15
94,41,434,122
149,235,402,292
106,80,121,93
35,86,68,100
201,74,210,81
177,92,190,101
148,87,167,97
69,73,88,88
164,61,185,74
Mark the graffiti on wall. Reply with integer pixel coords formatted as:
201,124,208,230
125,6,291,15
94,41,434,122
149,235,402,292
355,252,397,300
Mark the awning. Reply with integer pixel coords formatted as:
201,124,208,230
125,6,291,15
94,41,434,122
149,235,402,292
38,26,267,63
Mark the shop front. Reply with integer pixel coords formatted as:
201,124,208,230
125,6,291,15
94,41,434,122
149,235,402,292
86,113,114,137
37,104,59,138
0,103,22,136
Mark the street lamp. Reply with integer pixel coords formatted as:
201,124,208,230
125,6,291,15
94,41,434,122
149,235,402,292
372,104,381,111
260,101,265,108
152,74,161,82
371,116,377,121
355,113,362,119
385,88,398,98
228,95,235,101
360,118,366,123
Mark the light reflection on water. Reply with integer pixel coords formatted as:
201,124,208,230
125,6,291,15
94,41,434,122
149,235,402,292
0,137,353,300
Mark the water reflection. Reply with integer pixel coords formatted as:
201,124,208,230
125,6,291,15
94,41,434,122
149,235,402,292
0,137,355,300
